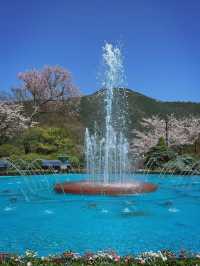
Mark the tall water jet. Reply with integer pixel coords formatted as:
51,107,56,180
54,42,157,195
85,43,130,184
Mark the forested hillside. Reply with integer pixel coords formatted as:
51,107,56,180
1,87,200,164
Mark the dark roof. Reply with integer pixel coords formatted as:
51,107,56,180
41,160,62,167
0,160,9,168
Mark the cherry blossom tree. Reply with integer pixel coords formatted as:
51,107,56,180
131,115,166,156
0,102,33,142
12,65,80,124
131,114,200,156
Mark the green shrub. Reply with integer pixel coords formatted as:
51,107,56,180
69,155,80,167
144,138,177,169
22,127,76,155
163,155,198,173
0,144,22,158
35,143,57,154
20,153,43,162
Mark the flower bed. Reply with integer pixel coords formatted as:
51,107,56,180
0,250,200,265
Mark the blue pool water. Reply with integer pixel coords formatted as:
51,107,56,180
0,173,200,256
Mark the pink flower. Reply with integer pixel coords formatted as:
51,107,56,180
139,259,145,264
114,255,120,262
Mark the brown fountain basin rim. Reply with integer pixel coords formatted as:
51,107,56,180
54,181,158,195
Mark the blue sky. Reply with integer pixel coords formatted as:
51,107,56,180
0,0,200,101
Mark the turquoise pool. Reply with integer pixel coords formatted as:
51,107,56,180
0,173,200,256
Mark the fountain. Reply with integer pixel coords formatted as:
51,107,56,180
54,43,157,195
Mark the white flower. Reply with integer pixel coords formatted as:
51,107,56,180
24,250,37,258
158,251,167,261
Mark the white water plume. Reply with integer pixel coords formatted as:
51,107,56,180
85,43,130,184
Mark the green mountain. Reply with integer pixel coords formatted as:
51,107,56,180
33,88,200,141
80,88,200,136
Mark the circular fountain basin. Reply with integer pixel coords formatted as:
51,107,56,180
54,181,157,195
